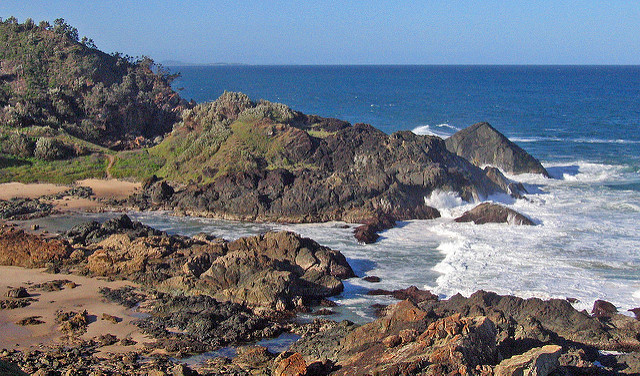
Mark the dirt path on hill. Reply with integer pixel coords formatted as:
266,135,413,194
105,154,115,179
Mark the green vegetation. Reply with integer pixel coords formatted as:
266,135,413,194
0,15,348,187
0,153,106,184
0,17,184,147
109,150,165,180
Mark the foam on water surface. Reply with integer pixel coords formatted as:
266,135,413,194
27,161,640,323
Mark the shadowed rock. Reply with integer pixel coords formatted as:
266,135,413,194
445,122,549,177
455,202,534,225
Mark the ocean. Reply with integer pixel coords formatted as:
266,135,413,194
56,65,640,322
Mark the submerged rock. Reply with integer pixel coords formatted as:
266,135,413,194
455,202,534,225
446,122,550,177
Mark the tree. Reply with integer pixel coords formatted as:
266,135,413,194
53,18,79,41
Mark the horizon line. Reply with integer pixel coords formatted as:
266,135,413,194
163,62,640,67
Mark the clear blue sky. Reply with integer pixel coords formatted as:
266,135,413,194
3,1,639,65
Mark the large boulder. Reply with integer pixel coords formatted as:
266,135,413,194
183,231,356,310
445,122,549,177
0,226,71,268
455,202,534,225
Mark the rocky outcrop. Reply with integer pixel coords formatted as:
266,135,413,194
65,217,355,311
455,202,534,225
63,214,163,245
0,226,72,268
332,301,498,375
127,94,513,233
419,290,640,353
287,291,640,375
445,122,549,177
484,166,527,198
179,231,356,310
367,286,439,304
134,293,280,352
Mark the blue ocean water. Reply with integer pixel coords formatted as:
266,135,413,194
172,65,640,172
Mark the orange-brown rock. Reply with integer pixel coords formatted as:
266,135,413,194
273,352,307,376
0,227,71,268
333,301,497,376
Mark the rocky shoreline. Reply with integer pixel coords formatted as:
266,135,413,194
0,216,639,375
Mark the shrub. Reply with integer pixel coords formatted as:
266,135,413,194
34,137,71,161
5,133,35,158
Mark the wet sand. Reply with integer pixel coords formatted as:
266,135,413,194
0,266,150,353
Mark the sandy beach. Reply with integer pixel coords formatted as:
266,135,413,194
0,266,149,353
0,179,141,213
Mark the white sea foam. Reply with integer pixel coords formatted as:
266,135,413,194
511,136,640,145
411,124,457,138
424,190,466,217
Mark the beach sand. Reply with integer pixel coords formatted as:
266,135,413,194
0,266,150,353
0,179,141,213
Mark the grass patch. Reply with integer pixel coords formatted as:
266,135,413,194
110,150,165,180
0,153,107,184
306,129,336,139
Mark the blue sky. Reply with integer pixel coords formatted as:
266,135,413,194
2,1,639,64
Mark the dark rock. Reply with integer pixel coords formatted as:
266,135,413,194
484,166,528,198
419,290,640,353
99,286,145,308
353,224,379,244
289,320,358,365
0,298,35,309
16,316,45,326
7,287,29,298
319,298,337,307
367,286,438,304
370,303,388,317
135,293,280,351
63,214,163,245
566,297,580,304
362,275,381,283
592,299,617,318
445,122,550,177
149,181,174,204
455,202,535,225
0,198,54,220
629,307,640,320
95,334,118,347
129,101,509,237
